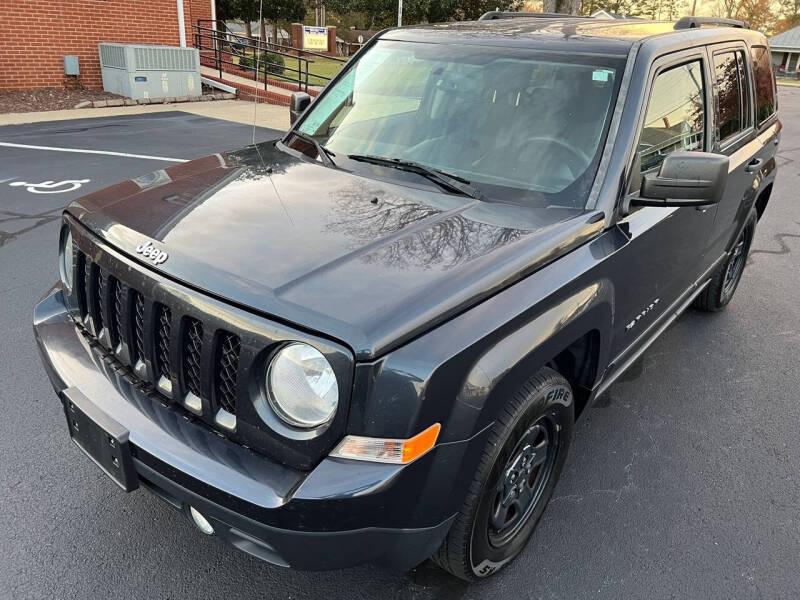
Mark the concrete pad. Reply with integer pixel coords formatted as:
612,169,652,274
0,100,290,132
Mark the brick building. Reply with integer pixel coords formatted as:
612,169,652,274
0,0,215,91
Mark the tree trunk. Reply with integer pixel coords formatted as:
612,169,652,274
542,0,581,14
260,17,267,43
245,21,252,40
272,21,279,46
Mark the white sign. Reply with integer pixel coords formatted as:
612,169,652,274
9,179,90,194
303,26,328,51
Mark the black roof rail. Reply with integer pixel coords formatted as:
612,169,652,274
478,11,578,21
674,16,750,30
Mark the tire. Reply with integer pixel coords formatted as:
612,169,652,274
694,211,757,312
431,367,574,581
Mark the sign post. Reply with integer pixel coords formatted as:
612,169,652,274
398,0,403,27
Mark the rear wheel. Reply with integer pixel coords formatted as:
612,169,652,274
695,211,757,312
431,367,573,581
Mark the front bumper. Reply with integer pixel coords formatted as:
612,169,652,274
33,286,464,571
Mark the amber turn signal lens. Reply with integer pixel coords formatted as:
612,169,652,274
330,423,441,465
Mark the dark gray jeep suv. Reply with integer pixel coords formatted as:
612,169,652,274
34,14,780,581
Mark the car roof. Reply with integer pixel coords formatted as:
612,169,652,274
381,18,765,56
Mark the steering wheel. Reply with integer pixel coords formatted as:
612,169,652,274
518,136,591,179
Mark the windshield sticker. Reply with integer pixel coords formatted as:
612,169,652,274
592,69,613,83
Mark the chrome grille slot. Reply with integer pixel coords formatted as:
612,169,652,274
132,291,146,369
96,269,107,343
155,305,172,380
154,304,173,397
111,278,124,350
215,333,240,418
182,318,204,414
75,251,87,318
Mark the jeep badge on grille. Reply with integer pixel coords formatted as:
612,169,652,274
135,241,168,265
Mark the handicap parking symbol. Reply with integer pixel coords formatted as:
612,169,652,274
9,179,90,194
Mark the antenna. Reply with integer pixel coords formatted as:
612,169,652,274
253,0,264,145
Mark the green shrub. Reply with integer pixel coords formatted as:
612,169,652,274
239,52,285,75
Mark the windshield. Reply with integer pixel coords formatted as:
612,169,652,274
292,41,624,208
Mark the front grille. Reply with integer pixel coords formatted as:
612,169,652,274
215,333,240,415
74,249,242,430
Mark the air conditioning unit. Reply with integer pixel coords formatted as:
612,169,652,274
99,43,201,100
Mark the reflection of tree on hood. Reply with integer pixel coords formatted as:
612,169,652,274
326,182,528,270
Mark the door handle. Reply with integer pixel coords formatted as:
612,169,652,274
744,158,763,173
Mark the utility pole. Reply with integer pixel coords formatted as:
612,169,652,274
398,0,403,26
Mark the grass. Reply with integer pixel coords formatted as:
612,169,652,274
230,48,348,88
297,56,348,87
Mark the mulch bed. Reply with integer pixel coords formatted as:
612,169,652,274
0,88,124,114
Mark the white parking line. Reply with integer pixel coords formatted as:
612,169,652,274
0,141,189,163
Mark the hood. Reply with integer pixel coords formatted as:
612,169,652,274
68,142,603,360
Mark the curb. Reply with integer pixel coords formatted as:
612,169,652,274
81,93,236,109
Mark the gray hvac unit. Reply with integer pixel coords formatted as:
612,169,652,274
99,43,201,100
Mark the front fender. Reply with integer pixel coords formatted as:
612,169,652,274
456,282,613,428
347,228,624,445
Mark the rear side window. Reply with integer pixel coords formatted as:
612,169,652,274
714,50,750,142
751,45,777,125
639,60,705,173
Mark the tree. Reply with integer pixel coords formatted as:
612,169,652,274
713,0,739,18
262,0,305,44
327,0,523,28
543,0,581,14
774,0,800,33
736,0,775,32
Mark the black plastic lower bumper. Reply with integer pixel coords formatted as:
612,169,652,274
34,286,468,571
135,455,454,570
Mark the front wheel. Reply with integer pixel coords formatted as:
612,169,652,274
695,211,757,312
431,367,573,581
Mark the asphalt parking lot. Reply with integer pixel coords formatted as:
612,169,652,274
2,93,799,599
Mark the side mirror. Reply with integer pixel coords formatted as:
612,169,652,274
633,151,729,207
289,92,312,125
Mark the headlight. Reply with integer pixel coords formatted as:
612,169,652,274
267,343,338,428
60,228,74,291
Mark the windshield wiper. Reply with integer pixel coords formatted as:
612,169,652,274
291,131,337,168
347,154,486,201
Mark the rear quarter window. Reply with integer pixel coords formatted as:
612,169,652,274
750,45,777,126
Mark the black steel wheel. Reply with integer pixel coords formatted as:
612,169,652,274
487,418,558,547
431,367,573,581
695,211,757,312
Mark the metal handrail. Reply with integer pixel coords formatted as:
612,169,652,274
196,20,346,64
194,24,319,91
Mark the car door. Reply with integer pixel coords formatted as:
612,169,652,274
609,49,718,361
705,42,760,257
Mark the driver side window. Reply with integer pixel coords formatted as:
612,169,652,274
639,60,706,173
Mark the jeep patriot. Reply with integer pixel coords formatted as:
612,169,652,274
34,13,780,580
